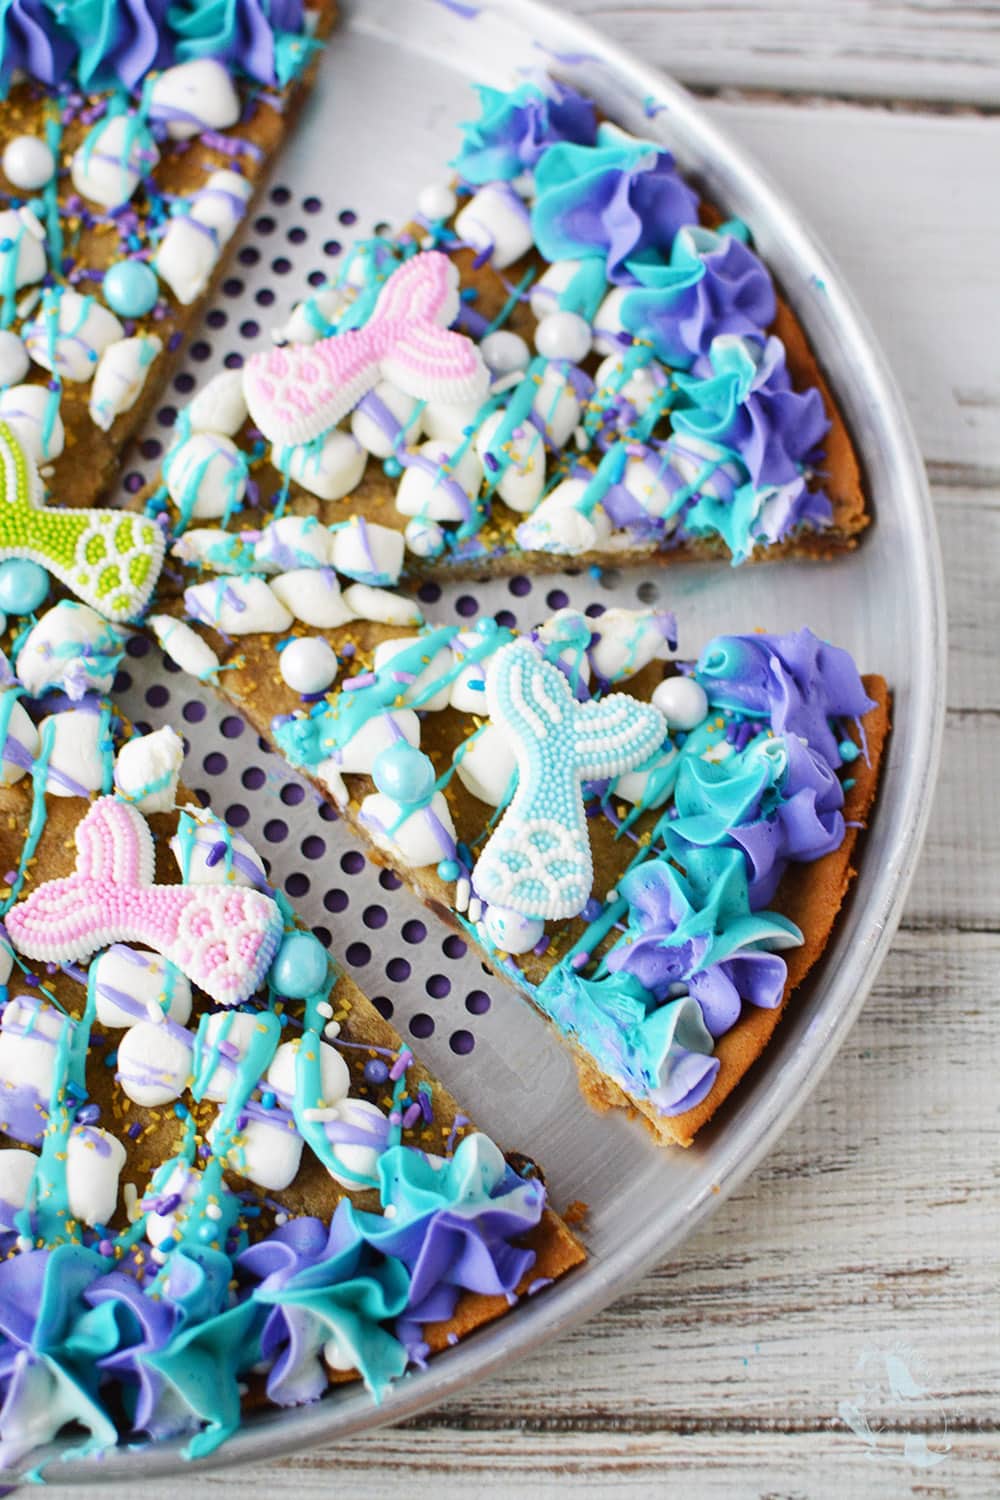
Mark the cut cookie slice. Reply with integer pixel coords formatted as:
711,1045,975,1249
149,74,867,582
0,644,582,1472
142,569,889,1147
0,0,336,536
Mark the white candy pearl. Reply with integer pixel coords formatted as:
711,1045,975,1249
535,310,592,364
652,676,709,731
417,182,457,221
280,636,338,695
482,905,545,955
2,135,55,191
0,331,28,387
404,516,444,558
480,329,530,375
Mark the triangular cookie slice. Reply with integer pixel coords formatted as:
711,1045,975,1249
0,638,581,1472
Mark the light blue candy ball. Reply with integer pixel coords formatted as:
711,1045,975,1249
372,742,436,805
103,259,159,319
270,930,328,998
0,558,49,615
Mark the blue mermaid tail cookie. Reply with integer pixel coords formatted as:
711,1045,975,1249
473,640,666,920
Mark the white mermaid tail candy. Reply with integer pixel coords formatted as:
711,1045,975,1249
6,798,282,1007
472,641,666,921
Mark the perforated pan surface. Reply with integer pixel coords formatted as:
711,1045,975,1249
49,0,944,1480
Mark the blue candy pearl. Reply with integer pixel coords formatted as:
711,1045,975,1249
270,930,328,998
0,558,49,615
103,259,159,318
372,742,436,805
364,1058,390,1086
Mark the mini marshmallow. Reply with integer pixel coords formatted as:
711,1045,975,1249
148,58,241,140
454,722,517,805
0,383,64,462
38,708,108,797
588,608,675,683
621,451,679,522
329,518,405,587
351,380,423,458
274,285,351,345
474,408,545,514
25,290,124,383
117,1019,194,1107
270,568,354,629
652,675,710,731
316,709,420,802
172,527,252,574
198,1012,267,1102
71,114,158,207
614,745,678,809
143,1161,202,1247
149,614,221,682
185,367,249,437
529,259,586,321
360,789,456,868
594,353,670,422
448,635,497,714
454,183,533,269
66,1127,127,1227
515,478,612,556
211,1109,303,1192
537,609,593,686
266,1037,350,1110
0,329,29,387
403,516,445,560
532,363,582,448
325,1096,390,1190
165,432,248,522
481,905,544,955
0,1147,37,1229
395,440,483,523
416,182,457,221
372,637,454,712
114,725,185,814
185,576,293,635
280,635,338,695
592,285,631,356
341,583,423,627
155,170,252,304
89,335,163,432
170,805,267,889
0,208,46,295
0,997,66,1143
282,429,367,502
16,601,123,698
254,515,335,572
92,944,192,1030
0,938,13,988
0,690,38,785
663,430,744,503
420,396,481,443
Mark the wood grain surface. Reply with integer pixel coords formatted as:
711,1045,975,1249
40,4,1000,1497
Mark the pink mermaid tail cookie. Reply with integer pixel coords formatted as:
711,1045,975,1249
6,798,282,1007
243,250,490,448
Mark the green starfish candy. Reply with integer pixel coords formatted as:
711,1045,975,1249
0,421,165,623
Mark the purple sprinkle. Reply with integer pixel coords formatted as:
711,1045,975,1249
343,671,377,691
127,1121,142,1139
389,1047,412,1082
205,840,228,868
570,951,590,971
402,1101,422,1129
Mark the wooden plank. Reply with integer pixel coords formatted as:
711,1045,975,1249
561,1,1000,107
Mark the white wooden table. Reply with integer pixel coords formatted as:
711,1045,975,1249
57,5,1000,1496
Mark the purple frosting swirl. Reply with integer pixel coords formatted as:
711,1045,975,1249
167,0,305,85
64,0,170,91
0,0,75,90
531,131,700,285
621,224,777,370
452,78,597,185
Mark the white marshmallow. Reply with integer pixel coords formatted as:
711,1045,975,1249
0,690,38,785
664,431,744,502
372,637,453,712
38,708,108,797
588,608,674,683
481,905,544,955
480,329,530,376
282,429,367,502
171,526,250,574
474,407,545,513
515,478,612,556
117,1020,194,1107
92,945,192,1030
66,1127,126,1227
0,998,65,1129
395,440,483,523
532,363,581,448
2,135,54,191
211,1109,303,1192
280,635,338,695
89,335,163,432
448,634,496,714
271,568,354,629
341,582,423,627
185,575,293,635
454,722,517,805
329,518,404,586
143,1161,201,1247
0,938,13,988
0,330,29,387
403,516,445,560
114,725,185,815
622,451,678,522
417,182,457,221
420,396,480,443
594,353,669,421
318,710,420,800
71,114,158,207
170,805,267,889
324,1097,389,1190
165,432,248,521
454,183,533,269
266,1037,350,1109
535,309,591,364
0,208,46,295
197,1012,267,1102
614,746,678,809
185,367,249,437
154,169,251,304
273,285,351,346
0,382,64,462
25,290,124,383
0,1148,37,1228
536,609,593,686
16,602,122,698
592,286,631,356
148,613,220,682
351,380,422,458
148,59,241,141
652,675,710,731
254,515,334,572
529,259,585,321
360,789,455,868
